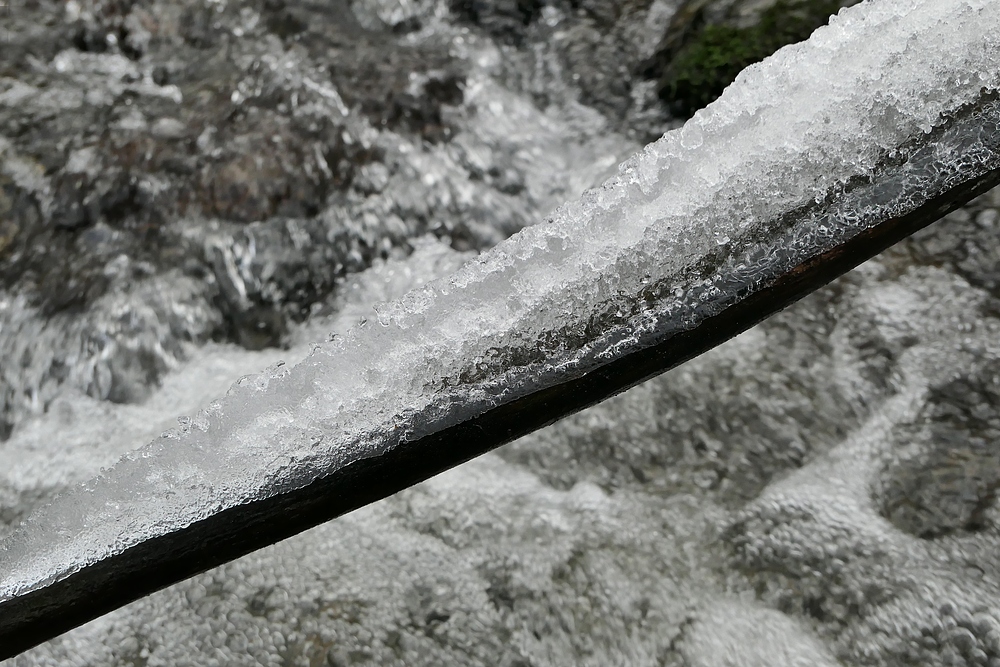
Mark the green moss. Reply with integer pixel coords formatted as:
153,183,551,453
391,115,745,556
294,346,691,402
658,0,856,117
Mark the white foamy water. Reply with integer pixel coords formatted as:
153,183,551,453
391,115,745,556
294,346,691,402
2,0,1000,609
0,239,472,541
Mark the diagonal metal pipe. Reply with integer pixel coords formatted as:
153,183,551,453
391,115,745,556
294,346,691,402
2,0,1000,654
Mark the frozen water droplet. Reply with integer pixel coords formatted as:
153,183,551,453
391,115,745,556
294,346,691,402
680,124,704,150
373,303,392,327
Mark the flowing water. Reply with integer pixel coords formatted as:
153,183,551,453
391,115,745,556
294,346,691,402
4,0,1000,665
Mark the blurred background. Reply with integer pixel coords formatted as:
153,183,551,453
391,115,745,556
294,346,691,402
5,1,1000,665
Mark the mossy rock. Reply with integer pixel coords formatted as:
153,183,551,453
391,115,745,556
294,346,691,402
647,0,860,117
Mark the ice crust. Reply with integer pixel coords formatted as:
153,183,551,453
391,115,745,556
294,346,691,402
2,0,1000,602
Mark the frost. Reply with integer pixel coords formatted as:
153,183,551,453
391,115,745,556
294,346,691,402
2,0,1000,610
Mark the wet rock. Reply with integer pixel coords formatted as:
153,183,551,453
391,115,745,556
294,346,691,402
179,3,224,49
449,0,544,45
0,3,75,76
895,190,1000,305
877,367,1000,539
0,0,643,435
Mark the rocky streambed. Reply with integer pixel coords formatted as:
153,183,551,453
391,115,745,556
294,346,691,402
6,1,1000,666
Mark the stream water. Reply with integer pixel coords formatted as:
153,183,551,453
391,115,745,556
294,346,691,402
4,0,1000,665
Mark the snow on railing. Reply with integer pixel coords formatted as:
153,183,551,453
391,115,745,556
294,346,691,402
2,0,1000,658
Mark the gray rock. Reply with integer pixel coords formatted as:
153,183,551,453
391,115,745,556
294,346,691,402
0,0,645,436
